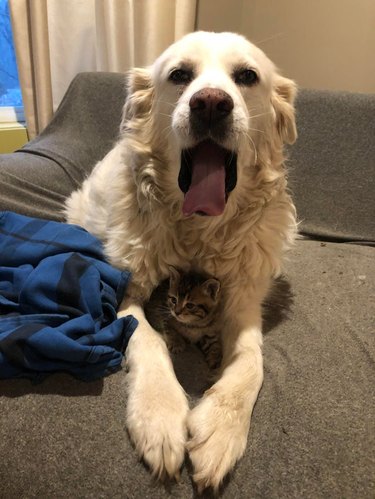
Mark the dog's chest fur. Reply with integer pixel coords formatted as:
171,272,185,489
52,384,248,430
103,160,295,301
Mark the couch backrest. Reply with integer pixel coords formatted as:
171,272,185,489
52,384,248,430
288,89,375,243
26,73,375,243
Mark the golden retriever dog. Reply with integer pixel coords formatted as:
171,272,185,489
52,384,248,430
65,31,297,491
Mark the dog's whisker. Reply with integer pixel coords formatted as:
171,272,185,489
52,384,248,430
162,123,173,134
242,131,258,164
248,105,267,112
158,112,173,119
248,127,265,134
248,111,273,120
160,125,174,141
254,32,286,47
156,99,177,109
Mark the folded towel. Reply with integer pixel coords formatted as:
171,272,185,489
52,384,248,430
0,211,137,381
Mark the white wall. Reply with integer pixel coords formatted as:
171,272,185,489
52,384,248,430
197,0,375,93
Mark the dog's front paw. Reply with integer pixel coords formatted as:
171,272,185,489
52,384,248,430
126,367,189,480
187,388,250,492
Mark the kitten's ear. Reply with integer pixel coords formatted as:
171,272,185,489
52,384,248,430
168,266,180,287
202,278,221,301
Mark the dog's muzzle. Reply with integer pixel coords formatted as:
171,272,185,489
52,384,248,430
177,88,237,217
178,139,237,217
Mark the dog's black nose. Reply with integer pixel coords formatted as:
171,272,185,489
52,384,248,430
189,88,234,125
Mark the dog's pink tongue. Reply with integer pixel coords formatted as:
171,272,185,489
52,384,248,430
182,141,226,217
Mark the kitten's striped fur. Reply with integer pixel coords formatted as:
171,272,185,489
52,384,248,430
145,268,222,369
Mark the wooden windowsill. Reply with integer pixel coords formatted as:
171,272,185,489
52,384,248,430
0,122,29,153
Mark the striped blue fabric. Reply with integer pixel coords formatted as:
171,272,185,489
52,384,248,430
0,212,138,381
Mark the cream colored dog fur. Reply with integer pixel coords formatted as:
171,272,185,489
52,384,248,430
65,31,297,491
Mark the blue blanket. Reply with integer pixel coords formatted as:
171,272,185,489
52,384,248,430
0,211,138,381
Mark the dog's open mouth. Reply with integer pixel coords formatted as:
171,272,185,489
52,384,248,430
178,139,237,217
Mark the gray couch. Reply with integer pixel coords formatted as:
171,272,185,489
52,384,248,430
0,73,374,498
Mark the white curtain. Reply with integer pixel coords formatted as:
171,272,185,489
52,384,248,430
10,0,197,138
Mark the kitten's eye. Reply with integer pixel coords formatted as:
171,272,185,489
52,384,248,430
185,302,195,310
233,68,259,86
168,295,177,305
168,68,193,85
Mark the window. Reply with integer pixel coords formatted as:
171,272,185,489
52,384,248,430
0,0,27,153
0,0,23,117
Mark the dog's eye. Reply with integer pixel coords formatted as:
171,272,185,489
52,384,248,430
168,68,193,85
234,69,259,86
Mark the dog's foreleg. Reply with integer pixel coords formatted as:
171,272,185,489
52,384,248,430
187,298,264,492
119,298,189,480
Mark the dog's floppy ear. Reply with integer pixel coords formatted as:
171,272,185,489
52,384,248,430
271,75,297,144
121,67,154,133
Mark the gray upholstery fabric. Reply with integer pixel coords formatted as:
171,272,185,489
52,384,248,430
0,240,374,498
0,73,126,220
289,89,375,243
1,74,374,242
0,73,374,498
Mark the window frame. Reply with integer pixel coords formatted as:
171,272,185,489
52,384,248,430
0,105,24,123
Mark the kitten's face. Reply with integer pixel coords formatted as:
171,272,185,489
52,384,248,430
167,269,221,325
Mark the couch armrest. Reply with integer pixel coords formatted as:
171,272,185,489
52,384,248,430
0,72,126,220
24,71,126,181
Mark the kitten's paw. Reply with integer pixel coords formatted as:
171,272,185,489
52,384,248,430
205,348,222,369
199,339,222,369
166,334,186,354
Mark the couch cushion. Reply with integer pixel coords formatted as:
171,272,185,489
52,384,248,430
1,240,373,498
289,89,375,243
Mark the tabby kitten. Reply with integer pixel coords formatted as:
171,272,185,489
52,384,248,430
145,267,222,369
